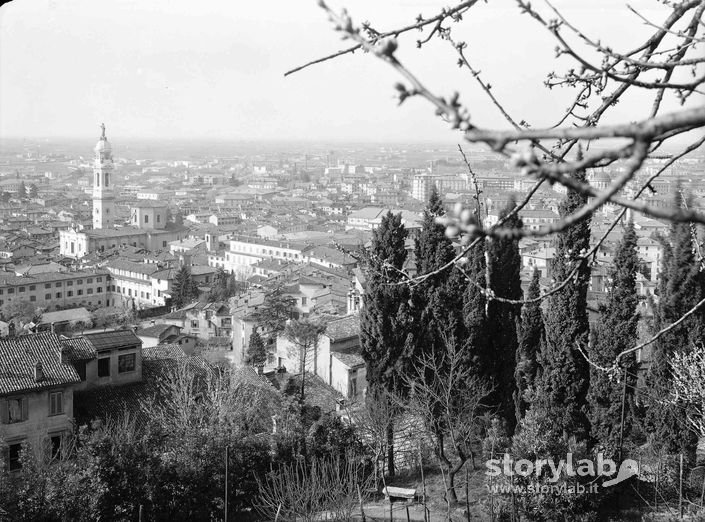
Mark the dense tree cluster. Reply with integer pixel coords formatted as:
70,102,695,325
359,181,699,518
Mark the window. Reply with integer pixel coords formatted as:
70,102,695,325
87,288,93,295
56,292,61,298
50,435,62,460
97,287,102,293
144,215,149,223
0,289,3,295
6,397,27,423
67,281,73,286
77,279,83,285
87,278,93,284
118,353,136,373
162,241,167,247
98,358,110,377
45,283,51,289
55,282,62,288
49,392,63,416
67,291,73,297
146,293,150,299
45,293,51,300
18,287,24,293
8,443,22,471
7,288,13,294
29,296,36,302
157,214,161,223
29,285,35,291
97,277,102,282
191,320,199,329
77,289,83,296
75,361,86,381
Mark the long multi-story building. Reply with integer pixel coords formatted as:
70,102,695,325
209,235,313,278
105,258,216,309
0,269,111,310
411,172,469,202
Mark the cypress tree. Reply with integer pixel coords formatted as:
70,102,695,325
360,211,412,476
361,211,412,391
514,267,544,422
645,191,704,457
587,220,639,456
486,200,523,432
413,187,465,357
534,160,592,440
463,236,488,374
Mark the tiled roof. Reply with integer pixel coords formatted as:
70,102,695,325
324,315,360,342
106,259,161,276
333,351,365,368
138,323,178,339
74,350,213,428
143,343,188,360
60,336,97,362
83,329,142,352
0,333,81,395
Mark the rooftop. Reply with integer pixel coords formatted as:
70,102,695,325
0,333,81,395
324,314,360,342
83,329,142,352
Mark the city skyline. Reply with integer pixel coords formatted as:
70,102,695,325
0,0,689,142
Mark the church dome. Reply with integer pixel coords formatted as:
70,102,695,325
94,138,111,153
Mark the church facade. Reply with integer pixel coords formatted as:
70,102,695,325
60,125,187,259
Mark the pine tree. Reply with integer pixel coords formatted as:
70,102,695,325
28,184,38,198
171,265,197,309
534,160,592,440
246,330,267,366
486,199,523,432
18,181,26,199
360,211,412,476
645,190,704,457
587,221,639,456
514,268,544,423
251,285,296,345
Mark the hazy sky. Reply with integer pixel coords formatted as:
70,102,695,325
0,0,691,143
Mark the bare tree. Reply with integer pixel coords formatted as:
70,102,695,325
284,318,326,405
398,332,491,505
290,0,705,374
670,344,705,438
346,391,398,490
256,453,373,522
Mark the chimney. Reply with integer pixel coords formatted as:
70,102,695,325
34,361,44,382
60,346,70,365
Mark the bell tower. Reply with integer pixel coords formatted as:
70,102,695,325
92,123,115,229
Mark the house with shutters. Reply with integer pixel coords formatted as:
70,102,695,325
0,333,81,471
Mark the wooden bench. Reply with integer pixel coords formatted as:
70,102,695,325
382,486,417,503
